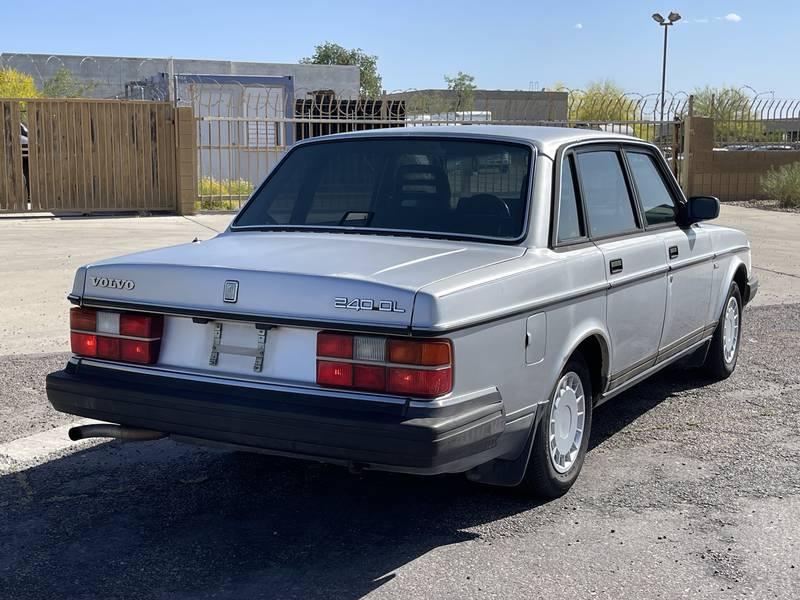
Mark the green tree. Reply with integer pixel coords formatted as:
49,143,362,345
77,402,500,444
562,80,636,123
0,67,40,99
301,42,382,98
689,86,759,143
690,86,751,119
444,71,476,112
42,67,96,98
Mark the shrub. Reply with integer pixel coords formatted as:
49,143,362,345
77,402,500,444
760,163,800,208
197,177,254,211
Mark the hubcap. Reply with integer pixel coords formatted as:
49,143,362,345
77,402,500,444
722,296,740,364
548,371,586,474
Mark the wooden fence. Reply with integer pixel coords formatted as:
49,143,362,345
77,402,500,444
1,99,188,213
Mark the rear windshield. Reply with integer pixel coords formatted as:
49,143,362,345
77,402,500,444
233,138,533,241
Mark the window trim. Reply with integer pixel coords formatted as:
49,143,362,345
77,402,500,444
621,144,682,231
230,135,537,246
550,138,686,250
551,151,589,247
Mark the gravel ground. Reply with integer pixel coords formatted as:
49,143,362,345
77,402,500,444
0,353,73,444
0,303,798,599
727,199,800,214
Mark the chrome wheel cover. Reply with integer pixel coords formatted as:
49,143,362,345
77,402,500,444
722,295,740,364
548,371,586,474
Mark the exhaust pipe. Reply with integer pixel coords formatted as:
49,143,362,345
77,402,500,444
68,424,167,442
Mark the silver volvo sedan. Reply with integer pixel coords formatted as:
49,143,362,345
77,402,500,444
47,126,757,498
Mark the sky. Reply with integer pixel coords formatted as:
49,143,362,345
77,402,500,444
2,0,798,97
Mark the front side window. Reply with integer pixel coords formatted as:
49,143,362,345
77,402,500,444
234,138,533,241
576,150,638,238
626,151,676,226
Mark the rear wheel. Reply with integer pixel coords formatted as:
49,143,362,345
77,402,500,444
519,353,593,499
703,282,742,379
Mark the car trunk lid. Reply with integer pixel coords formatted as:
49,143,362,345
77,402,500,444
79,231,525,329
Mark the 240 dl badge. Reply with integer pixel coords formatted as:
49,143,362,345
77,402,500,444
334,297,406,313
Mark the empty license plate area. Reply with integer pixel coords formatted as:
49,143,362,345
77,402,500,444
157,316,318,382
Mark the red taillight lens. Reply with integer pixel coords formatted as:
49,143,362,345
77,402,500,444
96,336,120,360
70,308,96,332
353,364,386,392
70,332,97,357
387,367,453,398
70,307,162,365
120,339,160,364
315,332,453,398
120,314,163,338
317,333,354,359
317,360,353,387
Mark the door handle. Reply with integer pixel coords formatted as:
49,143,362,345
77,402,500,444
669,245,679,259
609,258,624,274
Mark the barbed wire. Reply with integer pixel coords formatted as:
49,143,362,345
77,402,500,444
3,53,800,123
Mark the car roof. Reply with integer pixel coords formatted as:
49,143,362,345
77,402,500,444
312,125,643,157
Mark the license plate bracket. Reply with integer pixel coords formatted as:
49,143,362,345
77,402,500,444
208,321,270,372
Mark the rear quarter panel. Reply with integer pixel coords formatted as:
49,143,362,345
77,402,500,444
416,245,610,422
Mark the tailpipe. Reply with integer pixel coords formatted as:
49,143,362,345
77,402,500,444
68,424,167,442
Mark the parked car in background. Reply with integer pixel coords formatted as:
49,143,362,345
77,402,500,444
46,126,757,498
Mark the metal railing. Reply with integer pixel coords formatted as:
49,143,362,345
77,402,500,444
690,96,800,148
185,84,693,211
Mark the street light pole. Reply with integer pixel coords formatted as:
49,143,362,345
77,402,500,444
652,12,681,127
659,23,669,124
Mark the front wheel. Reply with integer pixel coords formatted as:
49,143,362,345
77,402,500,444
519,353,593,499
703,282,742,380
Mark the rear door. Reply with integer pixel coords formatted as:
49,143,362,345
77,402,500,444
623,147,714,357
573,146,668,385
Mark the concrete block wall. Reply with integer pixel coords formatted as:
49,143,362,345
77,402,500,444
684,116,800,201
175,107,198,216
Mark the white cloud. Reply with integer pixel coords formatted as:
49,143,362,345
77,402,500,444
574,23,583,30
722,13,742,22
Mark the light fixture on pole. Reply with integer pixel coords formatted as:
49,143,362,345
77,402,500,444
652,11,681,126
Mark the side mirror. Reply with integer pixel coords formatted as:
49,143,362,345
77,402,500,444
682,196,720,224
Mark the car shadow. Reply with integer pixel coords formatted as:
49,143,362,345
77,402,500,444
589,362,716,451
0,365,716,600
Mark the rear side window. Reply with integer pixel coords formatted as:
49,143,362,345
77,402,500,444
626,152,676,226
576,151,638,238
557,155,583,242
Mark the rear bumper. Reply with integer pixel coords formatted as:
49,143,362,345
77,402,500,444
744,275,759,305
46,362,507,474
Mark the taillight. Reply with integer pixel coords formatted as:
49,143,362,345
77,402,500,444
316,332,453,398
70,307,163,365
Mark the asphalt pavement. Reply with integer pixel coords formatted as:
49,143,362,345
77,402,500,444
0,206,798,599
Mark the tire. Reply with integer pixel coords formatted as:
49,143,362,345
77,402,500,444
519,353,593,499
703,282,743,380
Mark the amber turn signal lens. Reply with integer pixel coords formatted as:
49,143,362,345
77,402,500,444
387,339,451,366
